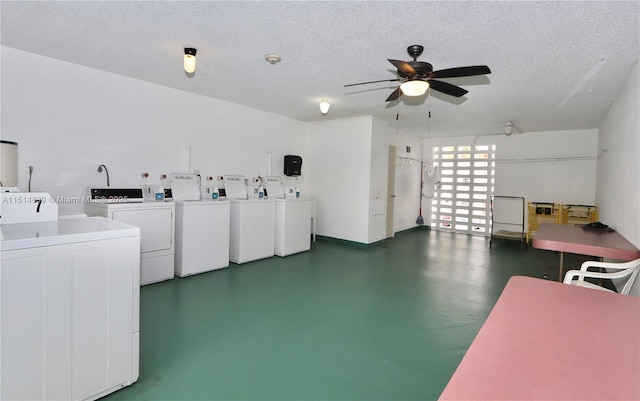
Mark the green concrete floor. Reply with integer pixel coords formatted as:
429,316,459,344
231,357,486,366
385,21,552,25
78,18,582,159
104,228,574,401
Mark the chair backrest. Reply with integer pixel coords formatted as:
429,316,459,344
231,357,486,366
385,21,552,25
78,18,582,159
619,259,640,295
564,257,640,295
591,258,640,295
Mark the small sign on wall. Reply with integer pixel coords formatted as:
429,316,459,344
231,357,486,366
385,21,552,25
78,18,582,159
372,190,384,217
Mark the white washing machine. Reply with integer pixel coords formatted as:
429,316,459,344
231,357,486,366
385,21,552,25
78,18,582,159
85,188,175,286
264,176,311,257
1,216,140,401
170,174,231,277
223,175,275,264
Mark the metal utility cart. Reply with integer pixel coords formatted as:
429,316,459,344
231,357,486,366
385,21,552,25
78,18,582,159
490,196,526,248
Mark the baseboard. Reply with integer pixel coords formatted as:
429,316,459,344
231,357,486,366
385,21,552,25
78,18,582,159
314,226,431,248
315,235,387,249
393,225,430,237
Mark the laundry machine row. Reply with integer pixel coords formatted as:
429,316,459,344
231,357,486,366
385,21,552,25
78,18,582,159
86,174,311,282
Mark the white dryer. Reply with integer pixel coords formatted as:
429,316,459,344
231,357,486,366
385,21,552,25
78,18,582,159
85,188,175,286
264,176,311,257
223,175,275,264
170,174,230,277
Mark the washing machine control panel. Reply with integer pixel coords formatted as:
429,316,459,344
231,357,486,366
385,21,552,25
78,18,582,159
90,188,144,203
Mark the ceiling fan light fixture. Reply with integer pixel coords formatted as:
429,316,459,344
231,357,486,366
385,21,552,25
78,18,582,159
184,48,197,74
400,80,429,96
319,100,330,115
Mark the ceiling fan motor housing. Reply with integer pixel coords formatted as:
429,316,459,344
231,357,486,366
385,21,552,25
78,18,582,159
397,61,433,79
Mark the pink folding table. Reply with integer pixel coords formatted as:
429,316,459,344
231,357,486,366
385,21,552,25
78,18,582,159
532,223,640,281
439,276,640,400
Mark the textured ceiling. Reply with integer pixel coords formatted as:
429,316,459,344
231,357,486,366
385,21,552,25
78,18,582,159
2,1,639,138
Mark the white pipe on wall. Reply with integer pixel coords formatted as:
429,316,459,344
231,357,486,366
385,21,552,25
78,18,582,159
267,151,272,176
184,146,191,173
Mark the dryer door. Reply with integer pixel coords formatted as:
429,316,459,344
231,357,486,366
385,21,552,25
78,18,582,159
112,208,173,252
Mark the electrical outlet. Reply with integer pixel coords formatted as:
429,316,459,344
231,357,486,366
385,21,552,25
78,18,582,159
25,162,34,173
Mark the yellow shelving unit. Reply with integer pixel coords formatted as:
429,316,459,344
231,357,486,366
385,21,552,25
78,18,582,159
527,202,598,242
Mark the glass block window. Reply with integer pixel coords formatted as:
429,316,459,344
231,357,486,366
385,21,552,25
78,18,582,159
430,144,496,235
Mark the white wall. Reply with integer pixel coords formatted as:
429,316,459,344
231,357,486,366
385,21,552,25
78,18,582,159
307,116,424,244
597,61,639,246
368,118,390,243
1,47,309,215
596,61,640,296
308,116,373,243
491,130,597,205
423,129,598,228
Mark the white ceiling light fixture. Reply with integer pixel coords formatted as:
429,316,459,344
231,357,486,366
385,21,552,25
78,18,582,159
184,48,197,74
319,100,330,115
400,80,429,97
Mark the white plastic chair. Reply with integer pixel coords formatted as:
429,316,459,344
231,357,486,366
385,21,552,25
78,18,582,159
563,258,640,295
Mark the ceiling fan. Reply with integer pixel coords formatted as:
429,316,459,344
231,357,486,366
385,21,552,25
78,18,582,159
344,45,491,102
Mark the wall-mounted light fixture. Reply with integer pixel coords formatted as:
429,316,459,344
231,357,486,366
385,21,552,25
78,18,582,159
504,121,514,136
184,48,197,74
400,80,429,96
504,121,525,136
319,100,330,115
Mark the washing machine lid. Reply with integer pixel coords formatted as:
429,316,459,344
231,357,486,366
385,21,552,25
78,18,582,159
222,175,248,199
264,176,285,199
170,173,201,201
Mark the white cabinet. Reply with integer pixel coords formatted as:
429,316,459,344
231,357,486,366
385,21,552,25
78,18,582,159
0,217,140,401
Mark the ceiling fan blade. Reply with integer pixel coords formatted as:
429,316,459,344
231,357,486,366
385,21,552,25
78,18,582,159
428,80,468,97
385,87,402,102
388,59,416,75
430,65,491,79
344,78,400,87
